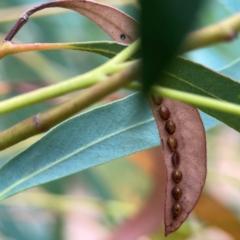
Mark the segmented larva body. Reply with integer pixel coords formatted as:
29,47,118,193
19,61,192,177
149,95,206,235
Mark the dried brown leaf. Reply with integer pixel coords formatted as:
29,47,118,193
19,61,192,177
149,97,207,235
54,0,139,44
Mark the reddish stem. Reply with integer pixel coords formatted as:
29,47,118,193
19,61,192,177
4,2,59,41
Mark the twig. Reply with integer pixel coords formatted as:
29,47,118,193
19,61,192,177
4,2,60,41
0,61,140,150
0,40,140,114
182,13,240,52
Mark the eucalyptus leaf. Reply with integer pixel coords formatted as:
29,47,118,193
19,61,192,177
0,93,216,200
139,0,203,91
160,57,240,131
65,41,140,59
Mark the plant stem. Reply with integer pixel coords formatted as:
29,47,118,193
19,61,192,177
0,41,131,60
4,2,61,41
3,79,240,151
181,13,240,52
0,62,140,150
0,41,139,115
128,83,240,116
0,71,103,114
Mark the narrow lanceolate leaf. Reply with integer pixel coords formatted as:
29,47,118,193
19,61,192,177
0,93,216,201
0,94,159,201
9,41,138,59
149,96,206,235
160,57,240,132
54,0,139,44
138,0,203,92
5,0,139,44
64,41,140,59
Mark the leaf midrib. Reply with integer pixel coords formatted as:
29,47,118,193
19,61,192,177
164,70,223,100
0,117,155,199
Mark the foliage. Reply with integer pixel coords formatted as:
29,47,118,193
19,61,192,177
0,0,240,239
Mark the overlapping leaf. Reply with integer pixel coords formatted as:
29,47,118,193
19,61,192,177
138,0,204,91
159,57,240,131
0,93,217,201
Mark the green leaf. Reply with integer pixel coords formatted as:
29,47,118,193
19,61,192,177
0,93,157,200
139,0,203,92
0,93,216,200
160,57,240,131
65,41,140,59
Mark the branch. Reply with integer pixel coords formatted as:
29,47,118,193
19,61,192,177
4,79,240,150
0,61,140,151
0,40,140,115
182,13,240,52
4,2,61,41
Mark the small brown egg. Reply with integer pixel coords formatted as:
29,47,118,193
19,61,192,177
151,95,163,105
165,120,176,134
159,106,170,120
167,136,178,152
172,186,182,201
172,203,182,219
172,170,183,184
172,151,180,168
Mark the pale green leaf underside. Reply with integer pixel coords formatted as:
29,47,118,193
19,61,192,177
0,93,216,200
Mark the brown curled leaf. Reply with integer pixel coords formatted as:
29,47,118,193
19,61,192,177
149,97,207,235
5,0,139,43
54,0,139,44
